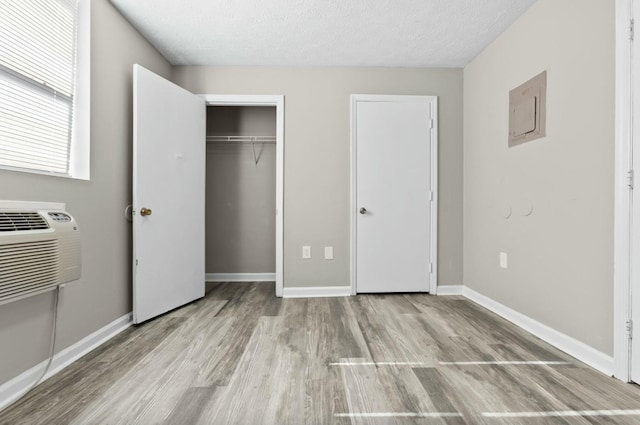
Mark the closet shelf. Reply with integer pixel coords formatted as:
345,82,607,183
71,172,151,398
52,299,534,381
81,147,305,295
206,135,276,144
206,135,276,165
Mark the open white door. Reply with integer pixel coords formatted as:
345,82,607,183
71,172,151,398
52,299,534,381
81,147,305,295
133,65,206,324
352,95,437,294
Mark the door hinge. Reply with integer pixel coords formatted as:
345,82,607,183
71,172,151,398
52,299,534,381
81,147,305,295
429,191,434,201
628,170,634,189
630,19,635,40
429,263,433,273
429,118,434,129
627,319,633,338
136,259,139,266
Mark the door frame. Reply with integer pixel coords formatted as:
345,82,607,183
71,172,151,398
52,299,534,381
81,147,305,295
349,94,438,295
200,94,285,298
614,0,633,381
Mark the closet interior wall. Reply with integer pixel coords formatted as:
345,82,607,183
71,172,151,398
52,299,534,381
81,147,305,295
206,106,277,275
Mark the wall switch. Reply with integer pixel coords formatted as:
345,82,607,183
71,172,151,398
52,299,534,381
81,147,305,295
324,246,334,260
302,245,312,259
500,252,508,269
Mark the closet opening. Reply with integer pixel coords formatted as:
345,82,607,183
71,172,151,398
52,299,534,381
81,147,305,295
202,96,284,296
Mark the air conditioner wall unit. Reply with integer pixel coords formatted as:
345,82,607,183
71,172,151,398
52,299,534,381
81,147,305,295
0,201,81,306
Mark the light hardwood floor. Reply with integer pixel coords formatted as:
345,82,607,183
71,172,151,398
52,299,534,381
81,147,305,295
1,282,640,424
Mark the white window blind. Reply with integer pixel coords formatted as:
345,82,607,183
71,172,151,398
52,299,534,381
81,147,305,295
0,0,78,175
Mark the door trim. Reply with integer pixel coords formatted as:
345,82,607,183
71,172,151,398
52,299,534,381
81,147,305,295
613,0,632,382
349,94,438,295
199,94,285,298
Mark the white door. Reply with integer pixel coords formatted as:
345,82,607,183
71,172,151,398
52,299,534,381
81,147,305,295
132,65,206,324
353,95,437,293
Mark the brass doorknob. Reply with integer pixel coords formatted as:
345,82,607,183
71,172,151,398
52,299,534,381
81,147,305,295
140,207,152,217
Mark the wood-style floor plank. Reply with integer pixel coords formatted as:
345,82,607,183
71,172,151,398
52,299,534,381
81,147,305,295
1,282,640,425
162,386,218,425
67,298,229,425
340,358,402,425
413,367,483,425
201,317,285,425
348,295,438,364
0,315,185,425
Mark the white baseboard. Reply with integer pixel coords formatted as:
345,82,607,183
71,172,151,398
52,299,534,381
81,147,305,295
462,286,614,376
206,273,276,282
436,285,464,296
0,312,132,412
283,286,352,298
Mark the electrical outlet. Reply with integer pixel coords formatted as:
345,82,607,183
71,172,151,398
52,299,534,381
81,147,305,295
302,245,311,259
324,246,334,260
500,252,508,269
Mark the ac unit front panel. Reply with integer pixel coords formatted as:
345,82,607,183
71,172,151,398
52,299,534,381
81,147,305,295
0,204,81,305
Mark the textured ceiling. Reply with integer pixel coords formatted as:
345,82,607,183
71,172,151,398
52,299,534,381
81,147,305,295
109,0,537,67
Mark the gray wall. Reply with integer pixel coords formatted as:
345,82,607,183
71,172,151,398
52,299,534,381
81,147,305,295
207,106,276,137
463,0,615,354
174,67,464,288
206,106,276,274
0,0,172,385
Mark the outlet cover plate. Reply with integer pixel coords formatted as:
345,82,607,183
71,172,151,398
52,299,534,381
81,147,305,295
324,246,334,260
500,252,508,269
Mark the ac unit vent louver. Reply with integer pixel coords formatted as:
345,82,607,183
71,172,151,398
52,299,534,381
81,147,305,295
0,212,49,232
0,240,58,303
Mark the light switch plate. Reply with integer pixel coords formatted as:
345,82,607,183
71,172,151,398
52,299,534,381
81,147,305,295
302,246,311,259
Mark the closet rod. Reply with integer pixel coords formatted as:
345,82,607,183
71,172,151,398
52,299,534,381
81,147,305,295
206,135,276,165
206,135,276,144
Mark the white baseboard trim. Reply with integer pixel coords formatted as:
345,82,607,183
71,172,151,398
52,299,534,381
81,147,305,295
436,285,464,296
206,273,276,282
283,286,352,298
0,312,133,412
462,286,614,376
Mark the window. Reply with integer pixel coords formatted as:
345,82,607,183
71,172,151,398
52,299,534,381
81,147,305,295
0,0,88,178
